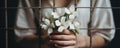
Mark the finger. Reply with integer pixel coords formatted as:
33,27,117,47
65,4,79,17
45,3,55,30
50,35,76,40
62,30,75,35
51,30,74,35
55,44,75,48
50,40,76,46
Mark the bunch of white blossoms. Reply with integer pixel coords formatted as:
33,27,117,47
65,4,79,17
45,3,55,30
41,8,80,35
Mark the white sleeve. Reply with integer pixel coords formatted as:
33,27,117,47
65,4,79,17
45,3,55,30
91,0,115,41
14,0,36,39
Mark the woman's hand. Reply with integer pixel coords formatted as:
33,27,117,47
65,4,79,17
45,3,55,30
50,30,76,48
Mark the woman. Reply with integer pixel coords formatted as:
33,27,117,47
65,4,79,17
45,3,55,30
15,0,115,48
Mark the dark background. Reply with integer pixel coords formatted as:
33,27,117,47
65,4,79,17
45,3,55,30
0,0,120,48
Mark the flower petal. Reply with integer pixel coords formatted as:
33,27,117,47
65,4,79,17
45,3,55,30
41,24,47,29
64,21,70,29
44,19,50,25
55,20,61,26
69,5,75,12
58,26,65,32
42,17,45,21
73,11,77,17
65,8,71,14
69,24,75,29
51,23,55,28
74,21,80,28
69,15,75,20
48,28,53,34
61,17,66,22
52,12,60,19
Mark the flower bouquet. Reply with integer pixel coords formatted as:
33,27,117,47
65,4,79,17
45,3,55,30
40,8,80,35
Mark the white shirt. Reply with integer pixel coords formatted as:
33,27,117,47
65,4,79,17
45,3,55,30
15,0,115,41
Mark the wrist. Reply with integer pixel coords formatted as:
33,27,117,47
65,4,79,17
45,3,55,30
75,35,88,48
76,35,86,48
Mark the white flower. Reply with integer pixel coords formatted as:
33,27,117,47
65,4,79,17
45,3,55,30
68,20,80,30
65,5,76,14
41,6,80,34
55,20,61,26
44,19,50,25
65,8,71,14
73,21,80,28
69,15,75,20
69,23,75,29
41,24,47,29
55,17,69,32
41,18,53,34
48,28,53,34
51,23,55,28
41,19,50,30
69,11,77,19
65,6,77,20
58,26,65,32
52,12,60,19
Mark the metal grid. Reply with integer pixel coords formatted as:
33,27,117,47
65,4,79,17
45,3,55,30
2,0,119,48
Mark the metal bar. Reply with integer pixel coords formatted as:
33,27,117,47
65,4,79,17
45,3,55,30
5,0,8,48
90,0,92,48
39,0,42,48
75,0,77,11
53,0,55,12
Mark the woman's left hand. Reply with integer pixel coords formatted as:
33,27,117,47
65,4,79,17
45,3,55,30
50,30,76,48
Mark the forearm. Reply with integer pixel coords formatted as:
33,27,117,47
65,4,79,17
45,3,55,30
76,35,106,48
